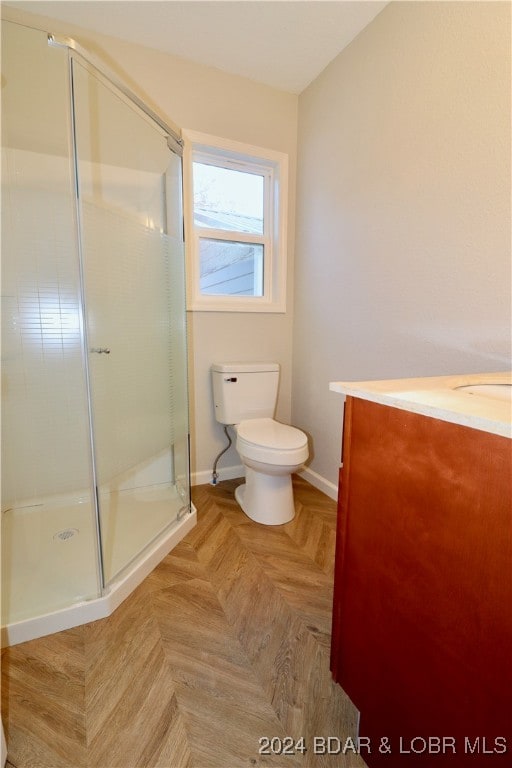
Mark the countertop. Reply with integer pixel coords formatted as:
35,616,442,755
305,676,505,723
329,371,512,438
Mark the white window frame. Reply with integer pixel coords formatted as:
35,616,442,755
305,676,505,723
183,129,288,312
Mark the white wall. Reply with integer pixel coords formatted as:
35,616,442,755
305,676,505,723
6,2,510,498
2,5,298,485
293,1,511,491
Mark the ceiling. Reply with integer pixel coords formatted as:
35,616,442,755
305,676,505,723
5,1,388,93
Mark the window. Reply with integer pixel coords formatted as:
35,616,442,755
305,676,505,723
183,130,288,312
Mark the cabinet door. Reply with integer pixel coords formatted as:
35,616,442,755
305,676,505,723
331,397,512,766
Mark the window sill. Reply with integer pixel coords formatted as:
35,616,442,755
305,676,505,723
186,297,286,313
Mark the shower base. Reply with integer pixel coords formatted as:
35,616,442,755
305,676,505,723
1,484,196,646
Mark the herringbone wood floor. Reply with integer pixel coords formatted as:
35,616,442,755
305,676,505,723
1,477,367,768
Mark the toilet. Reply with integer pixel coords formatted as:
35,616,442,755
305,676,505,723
211,362,309,525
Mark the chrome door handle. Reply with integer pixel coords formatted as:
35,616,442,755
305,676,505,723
90,347,111,354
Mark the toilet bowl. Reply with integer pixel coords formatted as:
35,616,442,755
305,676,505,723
234,418,308,525
211,362,309,525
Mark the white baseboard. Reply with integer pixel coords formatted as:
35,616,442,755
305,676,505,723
192,464,338,500
298,466,339,501
191,464,244,487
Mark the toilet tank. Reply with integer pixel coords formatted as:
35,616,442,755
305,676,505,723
211,362,279,424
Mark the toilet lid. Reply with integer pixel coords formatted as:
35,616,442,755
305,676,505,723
237,418,307,450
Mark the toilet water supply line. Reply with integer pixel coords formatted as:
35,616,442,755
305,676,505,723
211,425,233,485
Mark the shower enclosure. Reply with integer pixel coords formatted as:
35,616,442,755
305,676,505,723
1,21,195,644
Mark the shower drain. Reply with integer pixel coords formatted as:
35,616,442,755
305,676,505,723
53,528,79,541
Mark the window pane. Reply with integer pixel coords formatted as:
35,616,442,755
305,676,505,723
199,238,263,297
193,162,264,235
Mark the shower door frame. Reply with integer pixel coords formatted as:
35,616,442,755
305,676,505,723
49,35,183,157
55,33,190,591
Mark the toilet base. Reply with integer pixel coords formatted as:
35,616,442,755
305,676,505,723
235,466,295,525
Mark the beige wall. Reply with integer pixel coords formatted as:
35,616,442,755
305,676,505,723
4,2,510,497
2,4,298,484
293,1,511,492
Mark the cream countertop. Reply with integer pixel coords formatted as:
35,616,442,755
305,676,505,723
329,371,512,438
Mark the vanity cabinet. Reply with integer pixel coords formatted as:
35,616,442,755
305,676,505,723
330,396,512,766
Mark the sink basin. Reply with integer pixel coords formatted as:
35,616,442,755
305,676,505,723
455,384,512,402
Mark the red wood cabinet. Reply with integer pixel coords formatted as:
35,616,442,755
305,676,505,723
331,397,512,766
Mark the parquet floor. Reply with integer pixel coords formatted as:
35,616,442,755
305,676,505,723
1,477,368,768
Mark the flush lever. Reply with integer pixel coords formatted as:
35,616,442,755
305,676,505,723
90,347,111,354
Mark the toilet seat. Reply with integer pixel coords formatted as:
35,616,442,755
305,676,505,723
236,418,308,466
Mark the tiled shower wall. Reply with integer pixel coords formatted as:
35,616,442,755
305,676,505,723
1,149,93,507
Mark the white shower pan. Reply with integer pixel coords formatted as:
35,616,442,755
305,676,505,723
1,485,196,647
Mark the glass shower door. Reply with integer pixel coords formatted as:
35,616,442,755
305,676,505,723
72,58,190,586
1,23,101,624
